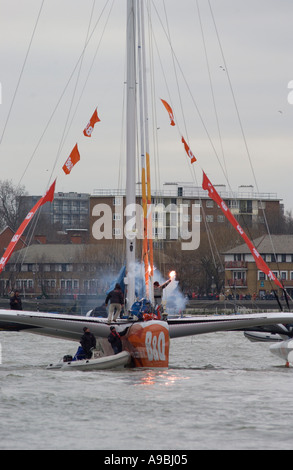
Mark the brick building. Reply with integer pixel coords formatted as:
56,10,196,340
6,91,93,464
224,235,293,298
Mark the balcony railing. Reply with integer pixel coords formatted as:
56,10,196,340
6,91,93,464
225,261,248,269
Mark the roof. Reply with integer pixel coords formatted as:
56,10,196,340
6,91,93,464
9,244,112,264
8,242,172,266
224,235,293,255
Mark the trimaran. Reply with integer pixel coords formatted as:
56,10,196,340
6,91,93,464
0,0,293,369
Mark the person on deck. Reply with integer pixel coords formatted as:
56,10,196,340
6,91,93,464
153,279,171,308
108,326,129,355
10,291,23,311
105,283,124,323
80,327,96,359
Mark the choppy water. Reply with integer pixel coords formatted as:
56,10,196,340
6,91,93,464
0,330,292,450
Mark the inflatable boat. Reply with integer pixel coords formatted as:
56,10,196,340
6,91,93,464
46,350,131,371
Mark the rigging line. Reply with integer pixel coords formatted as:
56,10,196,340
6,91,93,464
55,0,116,173
146,0,161,192
196,4,259,249
150,0,229,190
207,0,257,188
207,0,280,278
160,1,204,190
147,3,219,270
18,0,112,188
44,0,114,186
118,73,127,193
51,0,97,172
196,0,228,181
162,0,188,141
154,2,276,288
151,0,250,265
0,0,45,149
146,2,196,187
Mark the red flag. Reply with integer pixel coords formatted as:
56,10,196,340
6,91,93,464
161,99,175,126
0,180,56,274
202,171,283,290
83,108,101,137
181,136,197,163
62,144,80,175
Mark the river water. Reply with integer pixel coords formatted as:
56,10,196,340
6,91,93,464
0,330,292,451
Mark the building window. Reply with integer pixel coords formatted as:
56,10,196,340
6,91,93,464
227,200,239,209
206,200,214,208
206,215,214,223
280,271,287,280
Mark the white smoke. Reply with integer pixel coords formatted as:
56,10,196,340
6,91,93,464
153,267,187,315
103,262,187,315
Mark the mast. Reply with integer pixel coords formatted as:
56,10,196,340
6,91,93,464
137,0,149,300
125,0,137,310
141,1,154,303
137,0,154,303
125,0,154,309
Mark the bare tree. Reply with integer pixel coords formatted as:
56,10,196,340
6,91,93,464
0,179,28,231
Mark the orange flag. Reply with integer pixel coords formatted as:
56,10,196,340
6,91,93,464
161,99,175,126
181,136,197,163
62,144,80,175
83,108,101,137
0,179,56,274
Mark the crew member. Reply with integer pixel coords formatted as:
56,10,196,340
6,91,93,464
10,291,23,311
80,327,96,359
108,326,128,354
153,279,171,307
105,283,124,323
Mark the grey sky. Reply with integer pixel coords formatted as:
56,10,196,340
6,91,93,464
1,0,293,211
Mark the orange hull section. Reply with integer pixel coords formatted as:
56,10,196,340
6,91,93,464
126,320,169,368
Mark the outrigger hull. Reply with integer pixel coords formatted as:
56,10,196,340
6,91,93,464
3,309,293,338
3,309,293,367
270,339,293,365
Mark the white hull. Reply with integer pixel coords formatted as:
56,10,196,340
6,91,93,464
270,339,293,365
46,351,131,371
244,331,285,343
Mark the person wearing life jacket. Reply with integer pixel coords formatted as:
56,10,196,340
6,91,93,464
108,326,128,355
